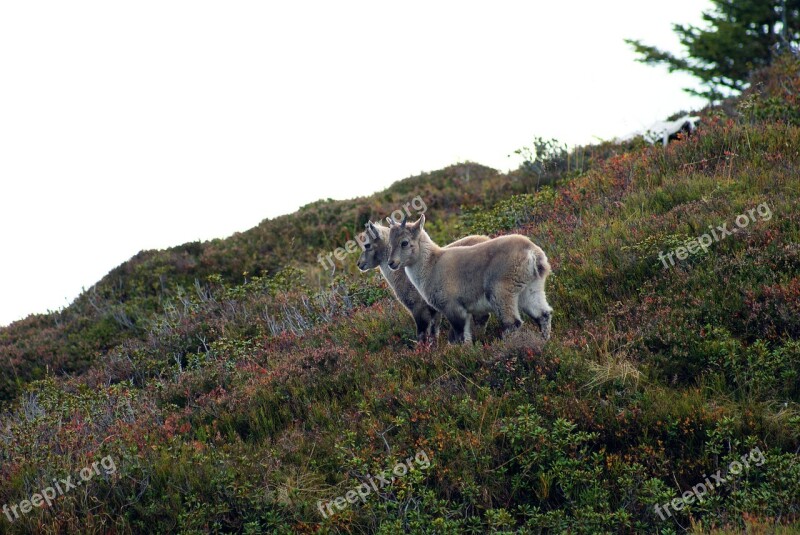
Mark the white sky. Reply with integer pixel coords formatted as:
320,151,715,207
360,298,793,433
0,1,710,327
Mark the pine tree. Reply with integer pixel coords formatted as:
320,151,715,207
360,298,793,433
626,0,800,101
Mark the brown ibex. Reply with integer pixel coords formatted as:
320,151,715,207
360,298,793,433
357,221,488,342
387,215,552,343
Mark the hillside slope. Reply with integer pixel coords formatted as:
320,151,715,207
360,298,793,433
0,162,528,403
1,57,799,534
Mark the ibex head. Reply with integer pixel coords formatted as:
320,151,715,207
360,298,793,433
387,215,425,271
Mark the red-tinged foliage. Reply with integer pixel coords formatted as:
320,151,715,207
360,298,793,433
1,58,800,534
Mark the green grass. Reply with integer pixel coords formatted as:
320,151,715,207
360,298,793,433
1,59,799,534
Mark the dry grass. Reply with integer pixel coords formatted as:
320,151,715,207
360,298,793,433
584,352,642,390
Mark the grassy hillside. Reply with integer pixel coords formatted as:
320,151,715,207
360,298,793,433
1,57,799,534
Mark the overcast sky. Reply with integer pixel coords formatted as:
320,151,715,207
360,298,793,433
0,1,710,327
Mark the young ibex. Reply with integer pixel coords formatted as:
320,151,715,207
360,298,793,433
387,215,552,343
357,221,489,342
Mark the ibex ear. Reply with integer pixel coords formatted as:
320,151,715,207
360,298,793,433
410,214,425,236
367,221,380,240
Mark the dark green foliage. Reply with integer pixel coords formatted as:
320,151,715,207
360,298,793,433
1,58,800,534
626,0,800,100
513,136,583,190
741,52,800,125
459,187,556,235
